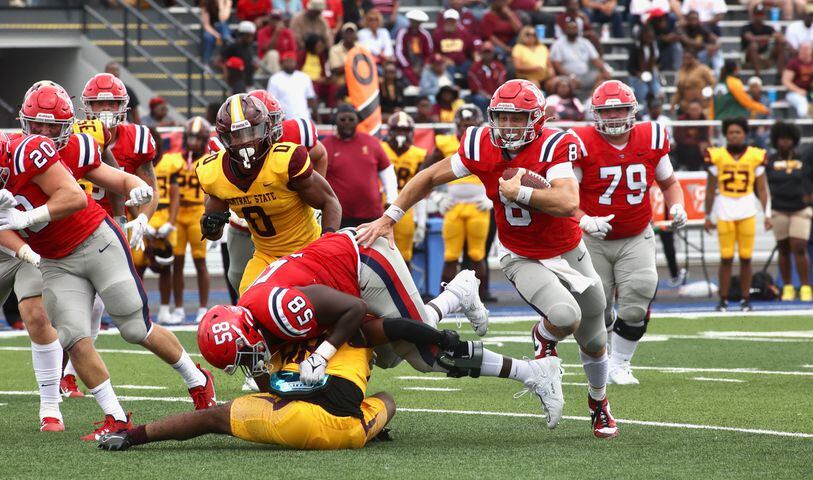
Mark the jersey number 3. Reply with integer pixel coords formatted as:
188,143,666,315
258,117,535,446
599,164,647,206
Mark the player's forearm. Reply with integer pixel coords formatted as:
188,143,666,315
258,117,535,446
660,178,685,210
324,305,365,354
137,407,231,445
46,185,88,220
0,230,26,254
757,176,770,217
704,175,716,216
527,181,579,217
393,168,439,214
310,142,328,177
318,195,341,233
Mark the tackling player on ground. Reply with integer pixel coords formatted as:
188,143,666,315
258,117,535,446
357,79,618,438
569,80,687,385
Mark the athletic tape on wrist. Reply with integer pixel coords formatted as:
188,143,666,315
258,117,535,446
516,186,533,205
314,341,337,361
384,205,405,223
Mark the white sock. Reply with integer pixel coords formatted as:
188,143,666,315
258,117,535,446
609,332,639,364
479,347,531,384
32,340,63,420
426,289,460,325
64,359,77,377
89,379,127,422
90,295,104,340
171,350,206,388
158,304,170,316
580,350,608,401
537,320,564,342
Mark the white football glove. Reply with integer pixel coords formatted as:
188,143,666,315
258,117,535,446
579,214,615,240
413,223,426,245
124,214,149,250
0,207,38,231
475,197,493,211
670,204,688,230
432,191,454,215
157,222,176,238
299,353,328,386
125,185,154,207
0,189,18,209
17,244,40,268
144,223,157,239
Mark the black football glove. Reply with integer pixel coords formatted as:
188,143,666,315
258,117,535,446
200,211,230,240
98,432,133,451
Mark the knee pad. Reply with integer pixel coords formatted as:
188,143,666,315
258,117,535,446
613,314,650,342
99,281,148,344
545,301,581,331
618,274,657,322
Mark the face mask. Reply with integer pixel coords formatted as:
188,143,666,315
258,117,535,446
395,135,407,148
98,111,116,128
238,146,255,169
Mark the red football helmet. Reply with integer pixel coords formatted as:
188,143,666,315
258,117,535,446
19,83,75,150
24,80,69,100
247,90,284,142
0,132,10,188
197,305,269,377
82,73,129,128
487,79,546,150
591,80,639,136
215,94,271,169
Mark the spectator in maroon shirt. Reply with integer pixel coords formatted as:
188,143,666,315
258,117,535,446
555,0,601,54
480,0,523,58
511,0,555,37
257,10,298,72
394,10,434,86
466,41,506,114
237,0,271,23
435,0,479,32
433,9,475,79
323,104,399,227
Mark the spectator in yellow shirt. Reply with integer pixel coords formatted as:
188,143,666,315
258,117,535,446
512,26,556,92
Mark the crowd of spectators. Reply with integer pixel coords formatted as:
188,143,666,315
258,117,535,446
191,0,813,171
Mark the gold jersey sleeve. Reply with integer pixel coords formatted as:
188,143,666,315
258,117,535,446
382,143,426,191
73,119,107,150
708,146,767,198
154,153,185,205
196,142,319,258
271,340,374,394
436,133,482,186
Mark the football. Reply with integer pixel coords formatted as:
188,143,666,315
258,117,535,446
501,167,551,189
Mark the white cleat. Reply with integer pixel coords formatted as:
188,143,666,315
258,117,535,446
171,307,185,325
242,375,260,392
158,306,181,325
520,357,565,429
443,269,489,336
608,362,640,385
195,307,208,324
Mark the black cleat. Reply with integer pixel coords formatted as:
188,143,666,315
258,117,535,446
715,300,728,312
740,299,752,312
372,427,393,442
98,432,133,451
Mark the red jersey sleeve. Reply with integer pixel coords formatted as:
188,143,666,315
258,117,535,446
456,126,489,177
650,121,671,158
11,135,62,185
282,118,319,149
70,133,103,179
287,145,313,182
132,124,157,166
252,286,321,341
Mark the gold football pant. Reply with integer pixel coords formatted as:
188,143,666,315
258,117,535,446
442,203,489,262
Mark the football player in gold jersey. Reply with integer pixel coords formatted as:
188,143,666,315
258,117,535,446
197,94,341,295
704,118,771,312
423,105,492,298
382,112,427,264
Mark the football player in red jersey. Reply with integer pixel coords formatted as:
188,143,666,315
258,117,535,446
0,132,68,432
0,132,216,441
357,79,618,437
195,230,558,402
569,81,687,386
81,73,159,249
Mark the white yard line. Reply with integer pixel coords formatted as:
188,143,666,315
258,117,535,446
403,387,461,392
117,385,168,390
0,346,203,357
561,363,813,376
397,408,813,439
396,376,450,381
691,377,747,383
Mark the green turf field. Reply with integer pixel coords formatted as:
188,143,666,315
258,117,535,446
0,314,811,479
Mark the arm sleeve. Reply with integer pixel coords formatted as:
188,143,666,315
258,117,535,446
546,162,576,181
394,29,410,67
654,154,675,181
378,165,399,204
450,153,472,178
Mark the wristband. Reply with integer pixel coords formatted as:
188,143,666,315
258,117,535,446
516,186,533,205
383,204,405,223
28,205,51,225
314,341,338,361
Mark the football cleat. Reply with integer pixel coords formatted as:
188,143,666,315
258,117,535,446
158,305,181,325
799,285,812,302
81,413,133,442
189,365,217,410
195,307,208,324
531,321,558,359
715,299,728,312
740,299,752,312
781,284,795,301
40,416,65,432
98,431,133,451
10,320,24,330
242,375,260,392
171,307,185,324
588,395,619,439
60,374,85,398
608,361,640,385
442,270,489,336
516,357,564,429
